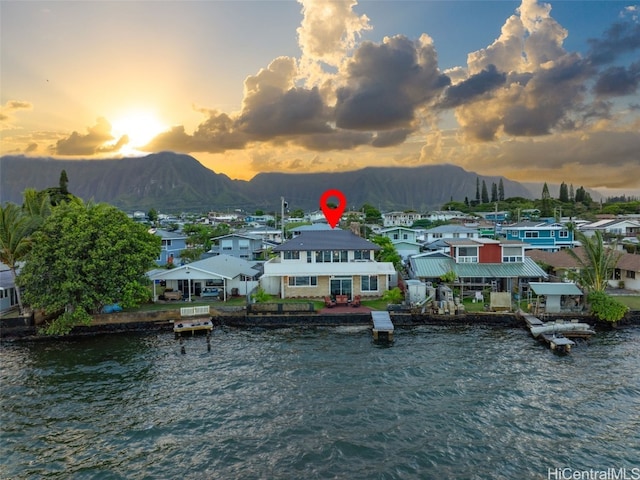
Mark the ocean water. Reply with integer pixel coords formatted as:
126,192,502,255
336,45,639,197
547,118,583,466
1,325,639,480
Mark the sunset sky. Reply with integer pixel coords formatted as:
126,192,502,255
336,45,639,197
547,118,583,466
2,0,639,196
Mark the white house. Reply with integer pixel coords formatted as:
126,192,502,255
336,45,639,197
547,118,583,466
148,254,260,301
262,229,396,300
579,218,640,242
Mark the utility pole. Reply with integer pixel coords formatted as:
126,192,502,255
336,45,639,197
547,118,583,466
281,197,287,244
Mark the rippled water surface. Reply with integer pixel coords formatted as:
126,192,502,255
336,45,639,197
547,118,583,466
1,325,639,479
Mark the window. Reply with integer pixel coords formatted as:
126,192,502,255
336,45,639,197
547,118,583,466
316,250,332,263
457,246,478,263
162,239,172,247
307,251,312,263
626,270,636,280
525,231,539,238
361,275,378,292
393,233,399,240
283,251,300,260
559,230,569,238
502,246,523,263
288,276,318,286
354,250,371,260
403,233,408,240
332,250,348,263
221,239,233,250
239,239,250,250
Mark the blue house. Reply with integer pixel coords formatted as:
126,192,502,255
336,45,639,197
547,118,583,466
208,233,264,261
154,229,188,266
504,221,574,252
379,226,421,260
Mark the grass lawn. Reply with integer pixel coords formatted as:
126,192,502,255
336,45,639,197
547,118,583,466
615,295,640,311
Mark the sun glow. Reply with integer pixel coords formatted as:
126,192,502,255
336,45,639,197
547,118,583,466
110,110,167,153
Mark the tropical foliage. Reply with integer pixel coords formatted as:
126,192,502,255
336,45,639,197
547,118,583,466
566,230,621,293
18,201,161,335
587,291,628,323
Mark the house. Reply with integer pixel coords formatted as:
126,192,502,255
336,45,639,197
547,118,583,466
291,223,334,237
503,221,575,252
422,225,480,244
153,229,188,266
261,229,396,300
382,211,424,227
579,218,640,242
208,233,264,261
378,227,421,260
408,238,548,295
527,247,640,291
0,262,20,313
148,254,260,301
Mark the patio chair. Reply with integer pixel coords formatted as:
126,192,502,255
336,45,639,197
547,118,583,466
324,296,337,308
351,295,361,307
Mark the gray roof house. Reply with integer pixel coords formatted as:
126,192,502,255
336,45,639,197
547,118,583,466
149,254,260,301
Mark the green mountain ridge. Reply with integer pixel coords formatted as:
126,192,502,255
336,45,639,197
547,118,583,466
1,152,533,212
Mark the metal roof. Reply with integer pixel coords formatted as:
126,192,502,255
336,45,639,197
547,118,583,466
410,256,547,280
273,229,381,252
149,254,259,280
528,282,583,296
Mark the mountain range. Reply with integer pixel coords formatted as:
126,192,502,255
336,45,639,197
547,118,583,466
1,152,539,213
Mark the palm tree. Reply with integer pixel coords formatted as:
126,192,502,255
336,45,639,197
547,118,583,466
0,203,33,314
566,230,621,293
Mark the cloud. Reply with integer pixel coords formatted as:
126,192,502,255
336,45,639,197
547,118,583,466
53,117,128,155
587,19,640,66
0,100,33,130
334,34,449,130
594,62,640,97
439,65,506,108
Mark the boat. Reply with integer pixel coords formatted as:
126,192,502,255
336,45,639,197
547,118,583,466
529,320,595,339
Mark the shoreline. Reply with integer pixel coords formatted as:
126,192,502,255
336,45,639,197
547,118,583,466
2,310,639,341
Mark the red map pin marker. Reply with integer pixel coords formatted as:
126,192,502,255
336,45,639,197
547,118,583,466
320,189,347,229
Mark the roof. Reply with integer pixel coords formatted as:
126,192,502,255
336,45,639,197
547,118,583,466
410,256,547,279
528,282,583,296
153,229,187,240
424,225,479,234
273,230,381,252
149,254,259,280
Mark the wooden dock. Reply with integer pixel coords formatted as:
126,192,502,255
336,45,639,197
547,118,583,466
174,306,213,336
371,311,394,343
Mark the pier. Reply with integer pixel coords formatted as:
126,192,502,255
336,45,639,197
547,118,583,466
371,311,394,343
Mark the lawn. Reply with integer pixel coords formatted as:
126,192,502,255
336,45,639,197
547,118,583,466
615,295,640,311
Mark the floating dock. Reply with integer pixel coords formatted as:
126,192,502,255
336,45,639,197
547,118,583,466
518,310,582,354
371,311,394,343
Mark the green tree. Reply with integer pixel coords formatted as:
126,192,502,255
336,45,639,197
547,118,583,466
475,177,480,204
382,287,403,304
498,179,504,201
179,247,204,264
586,291,628,323
490,182,498,202
59,170,69,195
0,203,33,314
18,201,161,335
566,230,621,293
370,235,402,269
147,208,159,225
361,204,382,224
481,180,489,204
559,182,569,203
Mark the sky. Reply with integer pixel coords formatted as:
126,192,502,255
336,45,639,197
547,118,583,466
1,0,639,197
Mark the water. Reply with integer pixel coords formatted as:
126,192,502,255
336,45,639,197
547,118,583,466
1,325,639,480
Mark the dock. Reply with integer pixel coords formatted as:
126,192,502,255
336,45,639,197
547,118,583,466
371,311,394,343
518,310,577,354
174,306,213,336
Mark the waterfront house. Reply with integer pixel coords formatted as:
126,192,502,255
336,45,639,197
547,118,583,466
379,227,421,260
261,229,396,300
504,221,575,252
527,247,640,291
0,262,19,314
208,233,264,261
408,238,548,296
149,254,260,301
153,229,188,266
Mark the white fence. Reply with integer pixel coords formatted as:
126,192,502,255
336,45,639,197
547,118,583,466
180,306,211,317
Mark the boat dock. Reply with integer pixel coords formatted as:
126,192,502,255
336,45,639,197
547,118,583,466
174,306,213,336
518,310,577,354
371,311,394,342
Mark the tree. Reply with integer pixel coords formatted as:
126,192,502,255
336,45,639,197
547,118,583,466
0,203,33,314
147,208,158,225
586,291,628,323
491,182,498,202
361,204,382,224
559,182,569,203
59,170,69,195
475,177,480,204
17,201,161,335
566,230,621,293
498,179,505,201
481,180,489,204
370,235,402,270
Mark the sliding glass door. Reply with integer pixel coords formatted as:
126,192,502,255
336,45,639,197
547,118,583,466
330,277,352,298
